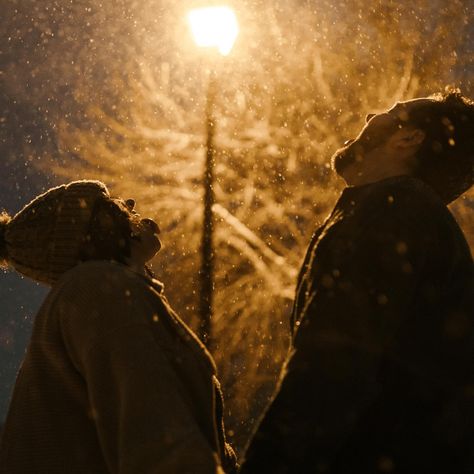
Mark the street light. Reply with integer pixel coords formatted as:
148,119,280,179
187,6,239,344
188,6,239,56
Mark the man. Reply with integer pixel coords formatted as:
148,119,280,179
240,90,473,473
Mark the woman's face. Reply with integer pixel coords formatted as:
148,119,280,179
115,198,162,264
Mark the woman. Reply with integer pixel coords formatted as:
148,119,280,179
0,180,236,474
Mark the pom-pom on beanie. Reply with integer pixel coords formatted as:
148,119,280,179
2,180,109,285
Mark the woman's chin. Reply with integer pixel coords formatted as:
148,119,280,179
147,237,162,260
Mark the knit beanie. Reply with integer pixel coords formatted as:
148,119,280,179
0,180,110,285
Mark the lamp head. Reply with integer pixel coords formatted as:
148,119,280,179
188,6,239,56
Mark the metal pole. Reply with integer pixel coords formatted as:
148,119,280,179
199,71,216,345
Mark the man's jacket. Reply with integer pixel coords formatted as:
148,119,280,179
241,176,473,473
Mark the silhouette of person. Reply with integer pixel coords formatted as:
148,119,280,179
0,180,236,474
241,90,473,474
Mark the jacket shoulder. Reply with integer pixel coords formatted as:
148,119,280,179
53,260,154,298
58,260,132,284
47,261,155,331
359,176,446,211
340,176,452,233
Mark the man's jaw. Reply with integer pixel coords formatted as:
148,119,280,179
331,145,359,176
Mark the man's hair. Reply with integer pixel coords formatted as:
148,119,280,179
79,197,134,264
405,89,474,203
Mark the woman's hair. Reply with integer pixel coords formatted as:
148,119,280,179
79,197,135,264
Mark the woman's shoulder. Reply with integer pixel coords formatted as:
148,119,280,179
51,261,153,303
58,260,138,285
63,259,129,277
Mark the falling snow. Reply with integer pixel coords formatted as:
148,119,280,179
1,0,473,456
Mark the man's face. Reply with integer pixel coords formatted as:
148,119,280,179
331,98,434,185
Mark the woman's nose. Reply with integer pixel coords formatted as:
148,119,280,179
125,199,135,211
142,218,160,234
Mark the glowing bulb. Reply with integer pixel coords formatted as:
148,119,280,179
188,6,239,56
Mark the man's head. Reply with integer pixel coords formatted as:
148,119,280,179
0,181,162,285
332,89,474,203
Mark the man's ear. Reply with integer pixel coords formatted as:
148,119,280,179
392,128,426,149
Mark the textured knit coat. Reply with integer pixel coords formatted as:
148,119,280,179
241,176,473,474
0,261,237,474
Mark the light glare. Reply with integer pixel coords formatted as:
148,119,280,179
188,6,239,56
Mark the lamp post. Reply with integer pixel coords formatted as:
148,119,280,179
188,6,239,344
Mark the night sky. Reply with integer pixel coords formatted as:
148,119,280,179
0,274,45,422
0,160,51,422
